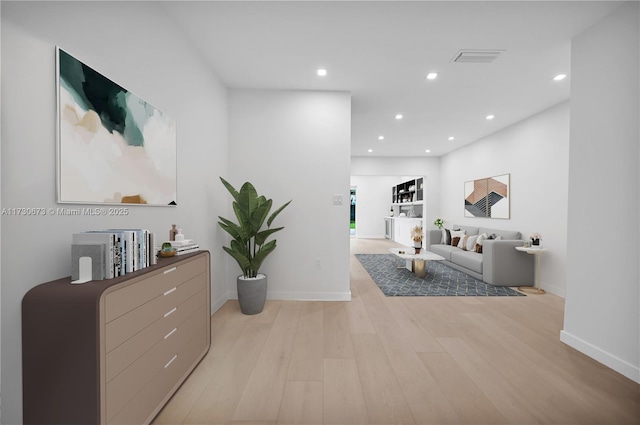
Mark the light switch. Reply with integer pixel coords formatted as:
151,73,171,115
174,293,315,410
332,194,343,206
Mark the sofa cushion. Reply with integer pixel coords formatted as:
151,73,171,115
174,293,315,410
453,225,479,236
464,235,478,251
478,227,521,240
450,230,466,247
450,250,483,274
441,228,451,245
430,244,457,261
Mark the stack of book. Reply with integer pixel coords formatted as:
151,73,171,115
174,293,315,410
71,229,156,280
162,239,200,256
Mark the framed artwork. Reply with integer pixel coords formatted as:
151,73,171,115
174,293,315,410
464,174,510,219
56,47,177,205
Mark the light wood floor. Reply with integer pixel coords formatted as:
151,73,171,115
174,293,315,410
153,238,639,425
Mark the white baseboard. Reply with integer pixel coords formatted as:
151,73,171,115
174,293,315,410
540,280,565,298
210,293,229,315
268,291,352,301
354,234,385,239
560,330,640,383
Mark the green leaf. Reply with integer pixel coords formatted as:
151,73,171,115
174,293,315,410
255,227,284,246
267,200,292,227
250,240,277,273
220,177,240,203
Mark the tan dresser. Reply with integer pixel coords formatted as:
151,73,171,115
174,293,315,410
22,250,211,425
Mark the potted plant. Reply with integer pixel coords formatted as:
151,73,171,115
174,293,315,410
529,232,542,248
218,177,292,315
411,224,424,253
433,217,445,229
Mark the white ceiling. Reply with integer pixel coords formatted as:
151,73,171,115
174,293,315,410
164,1,623,157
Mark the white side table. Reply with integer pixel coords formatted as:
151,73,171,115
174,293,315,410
515,246,547,294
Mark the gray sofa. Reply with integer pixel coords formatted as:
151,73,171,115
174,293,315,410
427,224,534,287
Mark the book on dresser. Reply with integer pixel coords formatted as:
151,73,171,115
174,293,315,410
73,229,157,280
72,232,117,279
22,250,211,425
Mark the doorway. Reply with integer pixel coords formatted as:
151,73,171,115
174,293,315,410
350,188,356,236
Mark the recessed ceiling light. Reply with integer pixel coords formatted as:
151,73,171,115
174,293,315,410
426,72,438,80
368,149,373,153
395,114,403,120
317,68,327,77
425,149,431,153
553,74,567,81
378,135,384,140
448,136,455,141
486,115,495,120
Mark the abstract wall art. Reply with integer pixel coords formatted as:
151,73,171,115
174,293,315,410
464,174,510,219
56,47,177,205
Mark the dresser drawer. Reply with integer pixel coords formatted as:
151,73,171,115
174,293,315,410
108,321,209,425
105,272,206,352
106,303,206,422
105,288,207,382
105,255,208,322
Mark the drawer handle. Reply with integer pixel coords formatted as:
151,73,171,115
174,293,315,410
164,328,177,339
164,287,177,296
164,354,178,369
163,267,177,275
164,307,177,318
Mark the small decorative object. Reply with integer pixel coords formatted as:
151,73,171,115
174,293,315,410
433,217,445,229
411,225,424,253
524,241,531,248
159,242,177,257
530,232,542,248
389,208,394,217
218,177,292,315
169,224,178,241
175,228,185,242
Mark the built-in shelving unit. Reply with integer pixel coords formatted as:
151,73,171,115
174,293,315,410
387,177,426,246
392,177,424,205
391,177,424,218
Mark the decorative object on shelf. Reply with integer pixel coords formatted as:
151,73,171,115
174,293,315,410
169,224,178,241
411,225,424,254
433,217,445,229
175,228,185,241
529,232,542,248
389,208,394,217
160,241,177,256
218,177,292,315
56,47,177,206
464,174,510,219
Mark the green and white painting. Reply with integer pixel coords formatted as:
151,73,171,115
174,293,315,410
57,47,177,205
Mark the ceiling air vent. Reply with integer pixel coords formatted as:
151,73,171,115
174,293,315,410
452,49,504,63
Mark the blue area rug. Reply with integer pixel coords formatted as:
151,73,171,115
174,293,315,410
355,254,524,297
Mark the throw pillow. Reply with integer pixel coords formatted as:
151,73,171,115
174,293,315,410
465,235,478,251
450,230,465,247
476,233,488,246
474,243,483,253
441,228,452,245
458,235,468,249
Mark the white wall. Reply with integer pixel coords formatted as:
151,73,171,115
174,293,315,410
1,2,229,423
440,102,570,297
562,2,639,383
351,156,441,233
228,89,351,301
350,175,408,239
